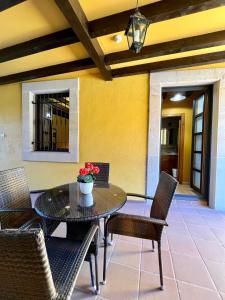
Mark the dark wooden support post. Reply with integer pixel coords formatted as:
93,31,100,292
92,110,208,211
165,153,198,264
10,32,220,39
55,0,112,81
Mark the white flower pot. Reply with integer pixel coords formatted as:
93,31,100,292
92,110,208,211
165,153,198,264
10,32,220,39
79,181,94,194
80,193,94,207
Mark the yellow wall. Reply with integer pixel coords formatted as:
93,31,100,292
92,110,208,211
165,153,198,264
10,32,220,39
0,73,149,194
162,98,193,183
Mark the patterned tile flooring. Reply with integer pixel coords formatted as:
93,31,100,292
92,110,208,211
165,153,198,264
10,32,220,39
52,199,225,300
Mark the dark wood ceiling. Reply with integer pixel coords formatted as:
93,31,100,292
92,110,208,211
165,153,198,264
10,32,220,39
1,0,225,84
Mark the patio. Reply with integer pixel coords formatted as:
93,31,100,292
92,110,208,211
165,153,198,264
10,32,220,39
49,199,225,300
1,1,225,299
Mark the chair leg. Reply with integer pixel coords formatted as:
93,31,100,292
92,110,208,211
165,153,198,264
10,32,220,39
94,254,100,295
42,219,48,235
157,240,163,290
89,256,95,289
152,240,155,252
103,226,108,284
104,216,113,246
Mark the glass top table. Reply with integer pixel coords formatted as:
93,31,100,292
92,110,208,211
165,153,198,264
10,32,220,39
34,182,127,223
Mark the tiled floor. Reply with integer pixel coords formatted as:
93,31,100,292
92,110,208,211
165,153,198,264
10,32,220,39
53,199,225,300
175,184,200,197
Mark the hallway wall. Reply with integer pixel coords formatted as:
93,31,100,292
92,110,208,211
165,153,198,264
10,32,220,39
162,97,193,183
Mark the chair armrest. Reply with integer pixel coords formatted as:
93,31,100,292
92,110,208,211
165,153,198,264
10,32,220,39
0,208,35,213
30,189,48,194
18,216,41,230
126,193,154,200
108,213,168,227
148,217,168,226
56,224,99,299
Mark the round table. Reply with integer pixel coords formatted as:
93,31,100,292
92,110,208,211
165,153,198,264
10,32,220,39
35,182,127,223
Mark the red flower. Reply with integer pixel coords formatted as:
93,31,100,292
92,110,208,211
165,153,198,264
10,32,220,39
79,168,89,176
93,166,100,174
85,162,94,170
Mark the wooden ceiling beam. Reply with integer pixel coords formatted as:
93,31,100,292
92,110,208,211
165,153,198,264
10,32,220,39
55,0,112,81
105,29,225,65
112,50,225,77
0,0,26,11
0,29,79,64
89,0,225,38
0,58,95,85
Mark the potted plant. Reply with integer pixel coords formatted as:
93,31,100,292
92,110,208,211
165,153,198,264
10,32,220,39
77,163,100,194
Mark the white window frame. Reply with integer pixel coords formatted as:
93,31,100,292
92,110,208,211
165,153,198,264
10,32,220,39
22,79,79,163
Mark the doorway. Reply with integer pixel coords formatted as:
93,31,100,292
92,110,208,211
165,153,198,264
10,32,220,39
147,69,225,210
160,86,212,200
160,115,184,183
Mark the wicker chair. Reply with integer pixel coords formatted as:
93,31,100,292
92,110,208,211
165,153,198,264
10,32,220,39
0,224,99,299
103,172,177,290
0,167,59,234
86,162,110,184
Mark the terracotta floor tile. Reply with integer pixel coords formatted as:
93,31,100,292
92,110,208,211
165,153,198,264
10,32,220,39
186,224,217,241
166,221,189,236
205,217,225,229
182,213,205,225
167,212,184,223
119,206,145,217
211,228,225,246
176,200,195,208
141,249,174,279
205,260,225,293
52,222,67,238
98,244,115,280
76,245,114,291
194,239,225,262
52,201,225,298
117,234,142,245
178,281,221,300
167,233,199,257
142,234,169,251
110,240,141,269
101,262,139,300
171,253,215,289
76,261,97,292
139,272,179,300
71,289,97,299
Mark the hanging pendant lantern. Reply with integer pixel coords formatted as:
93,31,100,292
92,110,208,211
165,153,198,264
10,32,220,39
125,2,150,54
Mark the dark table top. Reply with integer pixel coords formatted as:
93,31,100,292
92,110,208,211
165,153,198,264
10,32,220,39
34,182,127,222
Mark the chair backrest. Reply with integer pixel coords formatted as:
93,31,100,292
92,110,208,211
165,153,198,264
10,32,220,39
88,162,110,183
150,172,177,221
0,228,56,300
0,167,32,228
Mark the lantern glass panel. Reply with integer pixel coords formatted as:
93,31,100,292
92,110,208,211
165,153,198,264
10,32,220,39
125,10,150,53
126,23,133,49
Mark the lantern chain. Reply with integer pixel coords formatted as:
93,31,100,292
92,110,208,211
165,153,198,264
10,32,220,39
136,0,139,9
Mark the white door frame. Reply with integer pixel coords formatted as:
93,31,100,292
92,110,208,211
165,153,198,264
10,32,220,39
147,68,225,211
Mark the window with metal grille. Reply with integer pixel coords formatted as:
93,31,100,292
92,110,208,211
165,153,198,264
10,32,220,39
33,92,69,152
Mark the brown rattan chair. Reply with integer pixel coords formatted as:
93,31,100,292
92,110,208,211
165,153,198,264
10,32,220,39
0,167,59,234
0,224,99,299
86,162,110,184
103,171,177,290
